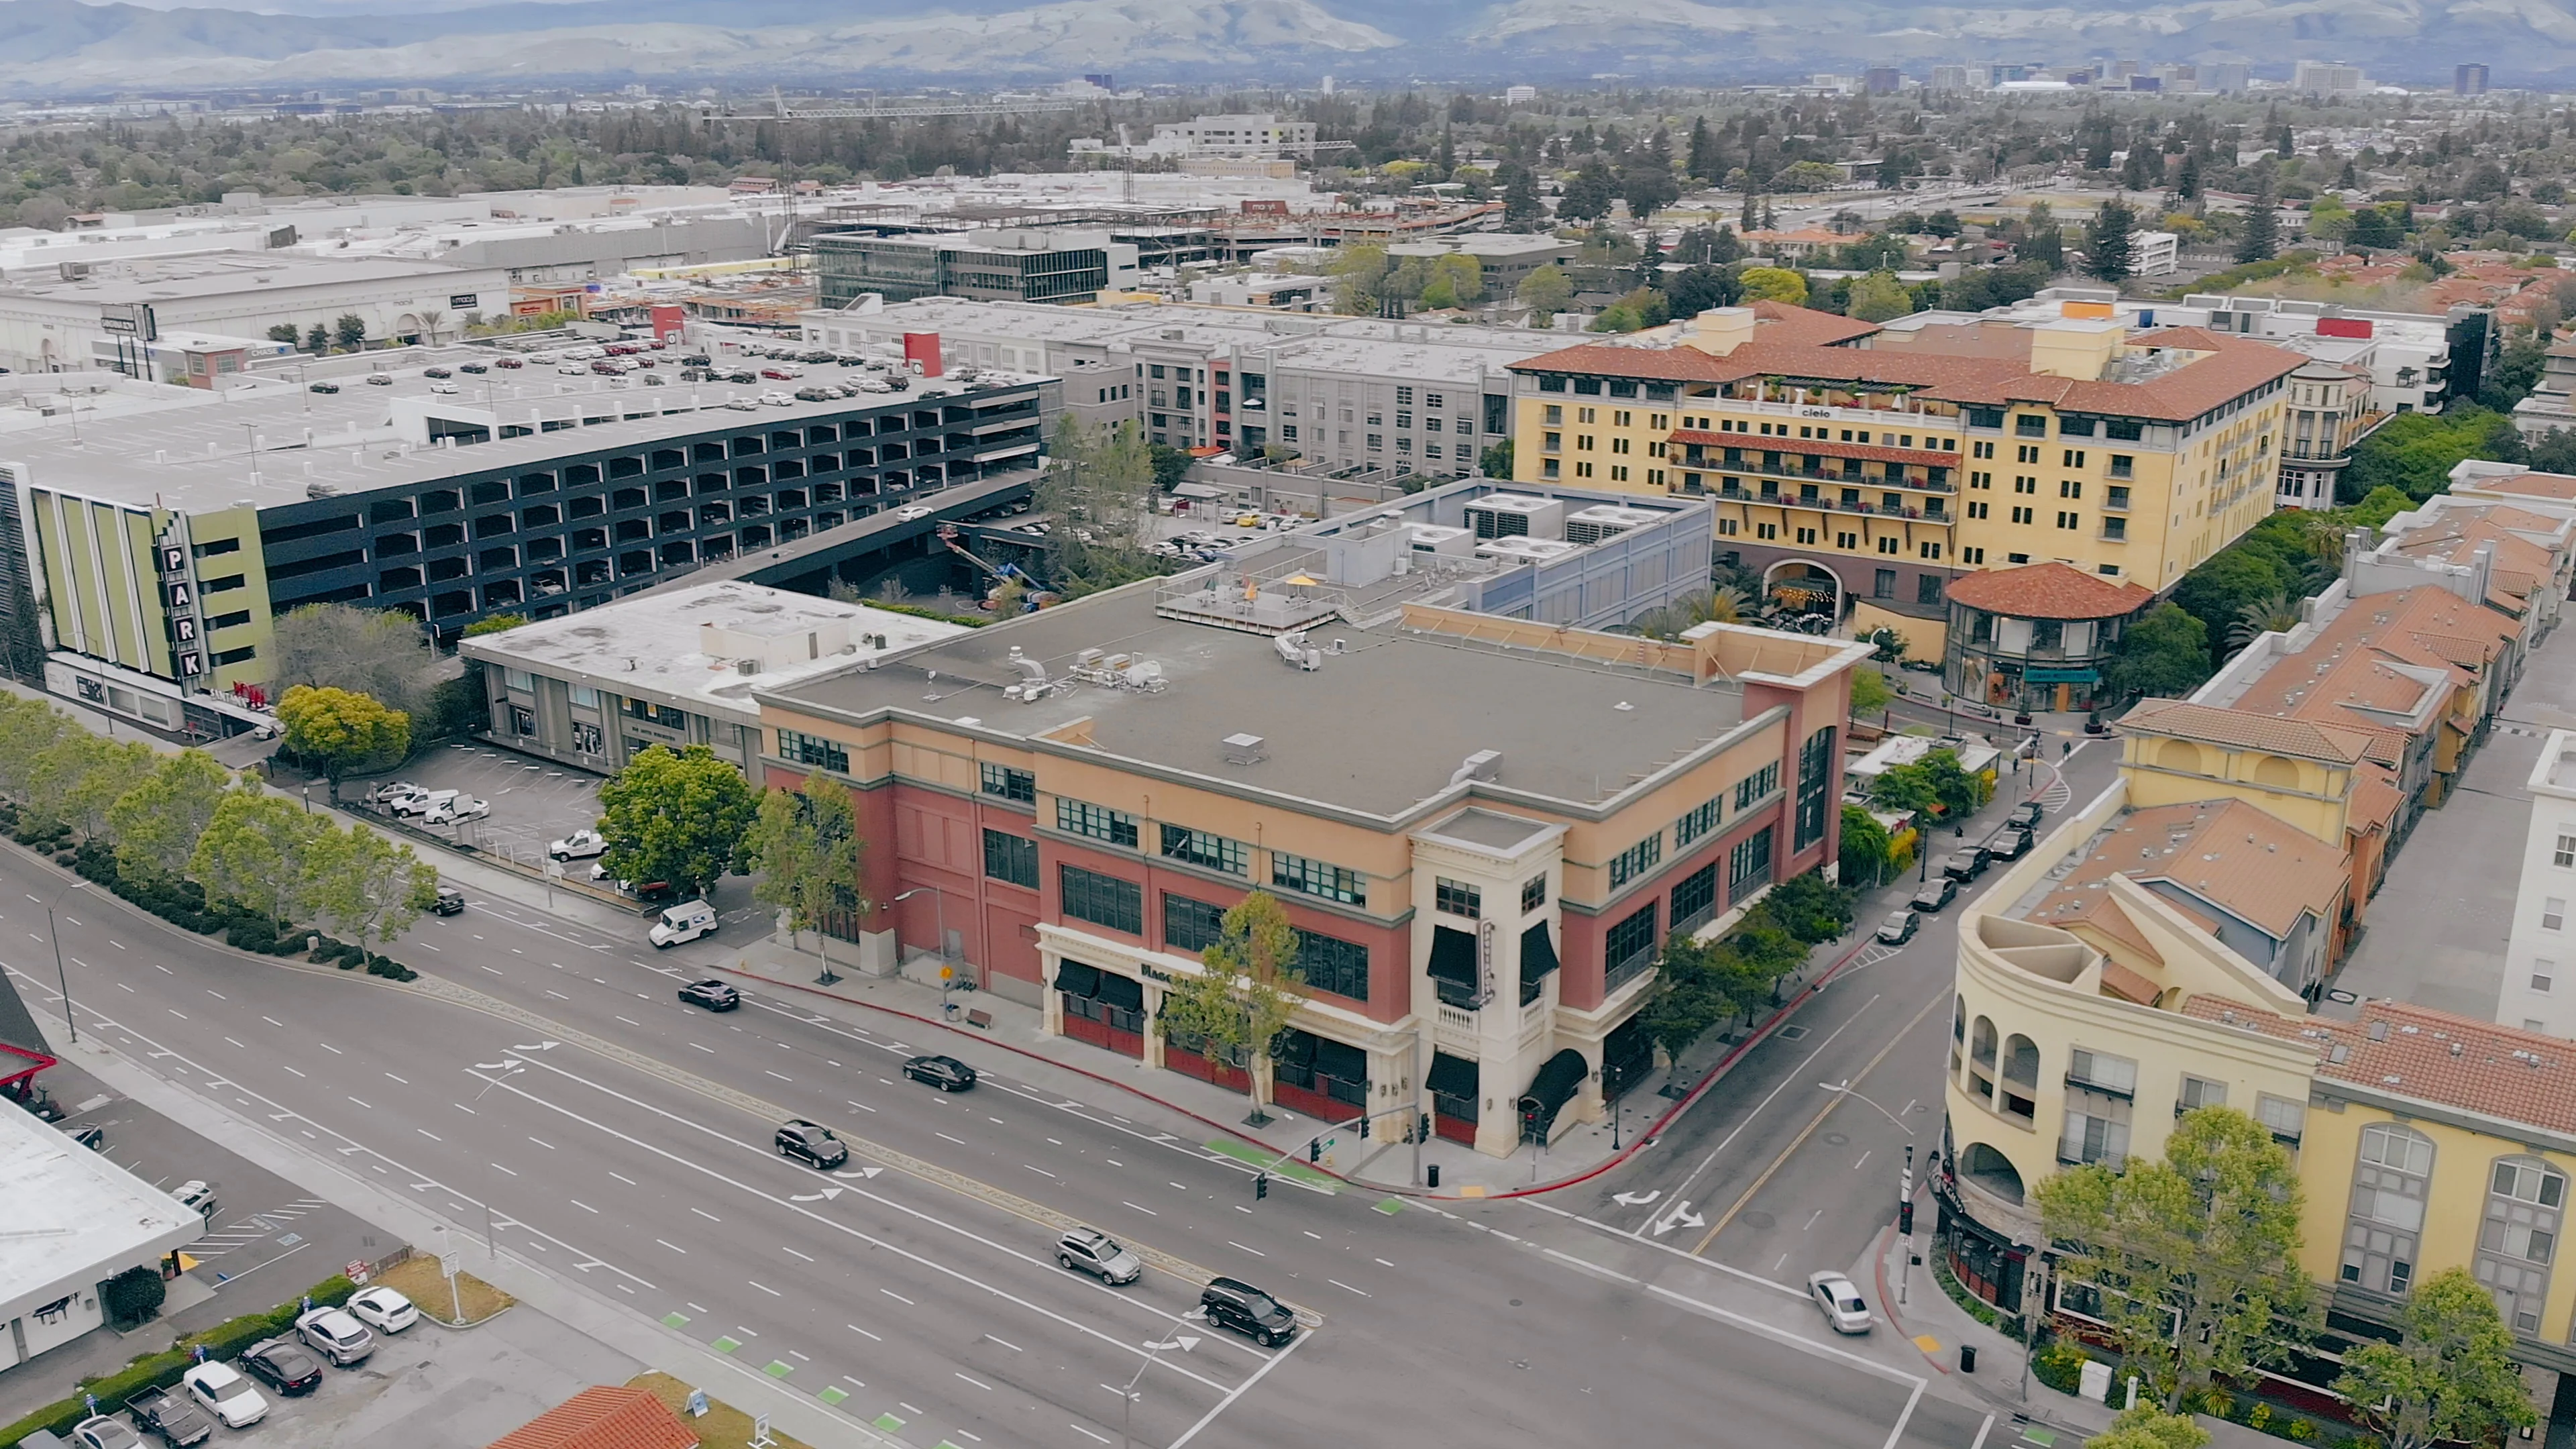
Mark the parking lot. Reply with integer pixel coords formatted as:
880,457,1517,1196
350,743,602,872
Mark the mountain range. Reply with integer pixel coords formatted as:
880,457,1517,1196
2,0,2574,95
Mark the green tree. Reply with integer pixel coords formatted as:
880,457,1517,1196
269,602,438,716
333,313,368,351
1838,804,1896,888
1845,270,1914,323
1517,264,1574,325
1499,162,1544,231
1917,748,1991,819
2237,176,2279,264
1154,891,1305,1124
2021,201,2065,272
2104,602,2214,698
2342,406,2520,503
109,749,232,883
745,774,865,981
190,789,327,925
2036,1106,2314,1413
2087,199,2137,282
1775,160,1842,192
1556,160,1616,222
2171,550,2292,667
1147,442,1194,492
46,736,155,843
1417,254,1485,311
303,322,329,355
1849,667,1892,716
1479,439,1514,478
596,744,759,900
1737,266,1807,305
2226,592,2304,655
1868,761,1941,817
1764,869,1854,942
304,824,437,948
264,323,300,347
277,685,411,802
2332,1266,2538,1449
1330,243,1390,315
2084,1407,2209,1449
460,613,529,637
2345,484,2417,529
0,694,72,804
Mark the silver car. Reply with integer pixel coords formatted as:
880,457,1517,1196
1806,1271,1872,1334
1056,1227,1142,1285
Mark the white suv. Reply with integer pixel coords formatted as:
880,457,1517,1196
294,1305,375,1366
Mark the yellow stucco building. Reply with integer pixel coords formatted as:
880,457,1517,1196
1506,302,2298,659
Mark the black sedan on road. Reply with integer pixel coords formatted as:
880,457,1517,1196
1875,910,1919,945
1911,876,1960,913
239,1338,324,1397
775,1119,849,1169
2006,800,2045,831
903,1054,977,1091
678,979,741,1012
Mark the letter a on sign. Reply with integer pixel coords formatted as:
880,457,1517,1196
166,582,193,609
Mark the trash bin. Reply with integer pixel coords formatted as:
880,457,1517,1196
1427,1163,1440,1189
1959,1344,1977,1374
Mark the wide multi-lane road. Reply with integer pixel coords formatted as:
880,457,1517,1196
3,747,2113,1449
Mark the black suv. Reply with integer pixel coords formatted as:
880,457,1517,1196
903,1054,977,1091
1199,1277,1297,1347
775,1119,848,1169
678,979,741,1012
2006,800,2045,831
1940,846,1991,883
1986,827,2033,861
1911,875,1959,913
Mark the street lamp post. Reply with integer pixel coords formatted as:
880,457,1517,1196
1820,1080,1917,1305
1118,1317,1200,1449
467,1061,527,1258
46,879,91,1046
892,886,952,1006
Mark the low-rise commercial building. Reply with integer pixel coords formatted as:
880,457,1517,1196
459,580,974,785
752,574,1867,1157
812,229,1142,307
1939,561,2153,715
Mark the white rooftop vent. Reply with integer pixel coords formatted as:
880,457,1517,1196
1461,493,1565,542
1564,504,1662,545
1446,749,1503,788
1474,537,1580,564
1274,631,1321,671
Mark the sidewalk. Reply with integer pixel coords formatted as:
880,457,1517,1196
1866,1216,2118,1443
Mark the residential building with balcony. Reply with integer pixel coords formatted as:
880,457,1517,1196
750,573,1867,1157
1941,769,2576,1419
1505,301,2298,659
2273,345,2383,508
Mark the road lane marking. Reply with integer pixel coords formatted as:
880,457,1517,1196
1122,1201,1157,1216
1327,1279,1370,1297
750,1281,781,1296
880,1289,914,1305
656,1239,688,1254
1226,1242,1265,1257
955,1373,992,1391
570,1199,596,1213
1633,998,1873,1234
782,1246,813,1261
1165,1324,1312,1448
847,1325,881,1341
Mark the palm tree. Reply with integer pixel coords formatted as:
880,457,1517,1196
2300,511,2352,570
2226,592,2304,655
1630,586,1754,641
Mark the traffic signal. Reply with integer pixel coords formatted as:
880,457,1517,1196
1898,1199,1915,1235
1307,1138,1322,1164
1254,1172,1269,1201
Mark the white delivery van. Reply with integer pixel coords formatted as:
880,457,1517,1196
649,900,718,949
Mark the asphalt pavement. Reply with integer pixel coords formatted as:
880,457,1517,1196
0,739,2123,1449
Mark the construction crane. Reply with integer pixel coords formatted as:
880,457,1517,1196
702,89,1095,124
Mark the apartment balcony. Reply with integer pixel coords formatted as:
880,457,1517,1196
1682,450,1956,493
1434,1002,1481,1056
1715,488,1953,523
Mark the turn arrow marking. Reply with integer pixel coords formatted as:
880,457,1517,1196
832,1167,885,1180
1611,1190,1661,1207
1649,1200,1705,1236
790,1187,844,1202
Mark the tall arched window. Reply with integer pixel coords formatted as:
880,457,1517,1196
2479,1156,2563,1335
2341,1123,2435,1295
1969,1016,1998,1103
2000,1034,2039,1122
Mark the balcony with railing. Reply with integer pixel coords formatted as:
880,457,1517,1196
1434,1002,1481,1055
1706,486,1952,523
1678,447,1957,494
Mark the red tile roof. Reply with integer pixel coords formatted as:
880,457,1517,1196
1941,561,2155,621
486,1388,698,1449
1746,299,1881,347
2183,997,2576,1138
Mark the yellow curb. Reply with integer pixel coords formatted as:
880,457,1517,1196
1457,1184,1487,1198
1912,1334,1942,1354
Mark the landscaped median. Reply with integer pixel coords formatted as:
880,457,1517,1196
0,1271,365,1448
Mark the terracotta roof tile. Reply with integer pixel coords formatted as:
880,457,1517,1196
2115,698,2375,765
2027,799,2347,943
2463,470,2576,501
486,1387,698,1449
1746,299,1881,347
2182,998,2576,1138
1941,561,2155,620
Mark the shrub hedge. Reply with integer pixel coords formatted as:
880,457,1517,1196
20,829,418,980
0,1274,358,1448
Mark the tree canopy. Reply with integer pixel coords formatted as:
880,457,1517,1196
1155,891,1305,1123
595,744,759,900
276,685,411,799
745,773,865,978
2332,1266,2537,1449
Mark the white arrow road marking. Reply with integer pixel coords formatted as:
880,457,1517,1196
1611,1190,1662,1206
832,1167,885,1179
1650,1199,1705,1237
1143,1334,1201,1352
508,1040,562,1053
790,1187,844,1202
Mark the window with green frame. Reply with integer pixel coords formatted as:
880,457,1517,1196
982,828,1038,889
1163,892,1228,955
1675,797,1720,847
1057,798,1138,849
1060,864,1142,934
1160,824,1248,875
979,762,1035,803
776,729,847,772
1609,833,1662,889
1271,851,1364,906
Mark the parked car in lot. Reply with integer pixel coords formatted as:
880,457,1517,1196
238,1338,323,1396
392,788,453,818
180,1363,268,1428
459,362,488,374
1911,876,1959,913
902,1054,977,1091
308,381,339,394
894,504,932,521
345,1286,419,1334
649,899,717,948
1057,1227,1142,1285
125,1387,211,1447
1199,1276,1297,1347
2006,800,2045,832
1875,910,1919,945
422,794,488,825
294,1305,374,1366
775,1118,848,1169
493,356,524,369
431,885,466,916
678,979,740,1012
172,1179,218,1220
69,1415,144,1449
1807,1271,1872,1334
364,374,393,386
423,367,451,378
549,828,608,860
368,780,425,806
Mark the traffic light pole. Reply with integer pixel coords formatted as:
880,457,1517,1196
1897,1142,1915,1307
1248,1110,1373,1201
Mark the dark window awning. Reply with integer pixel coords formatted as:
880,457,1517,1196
1427,1051,1480,1101
1055,961,1102,999
1095,973,1144,1012
1519,922,1559,986
1312,1037,1368,1082
1517,1048,1589,1138
1428,925,1479,987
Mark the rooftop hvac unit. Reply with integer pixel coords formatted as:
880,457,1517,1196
1403,523,1474,557
1460,493,1565,542
1564,504,1662,545
1474,537,1580,564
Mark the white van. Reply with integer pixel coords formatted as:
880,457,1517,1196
649,900,717,949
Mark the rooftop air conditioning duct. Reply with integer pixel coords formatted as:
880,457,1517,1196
1446,749,1503,789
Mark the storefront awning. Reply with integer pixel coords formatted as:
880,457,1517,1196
1517,1048,1589,1138
1427,1052,1480,1100
1095,973,1144,1012
1311,1036,1368,1082
1428,925,1479,987
1055,961,1102,998
1519,922,1559,986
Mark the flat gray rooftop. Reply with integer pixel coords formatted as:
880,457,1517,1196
761,582,1750,820
0,1094,204,1320
0,252,480,304
0,364,1047,514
